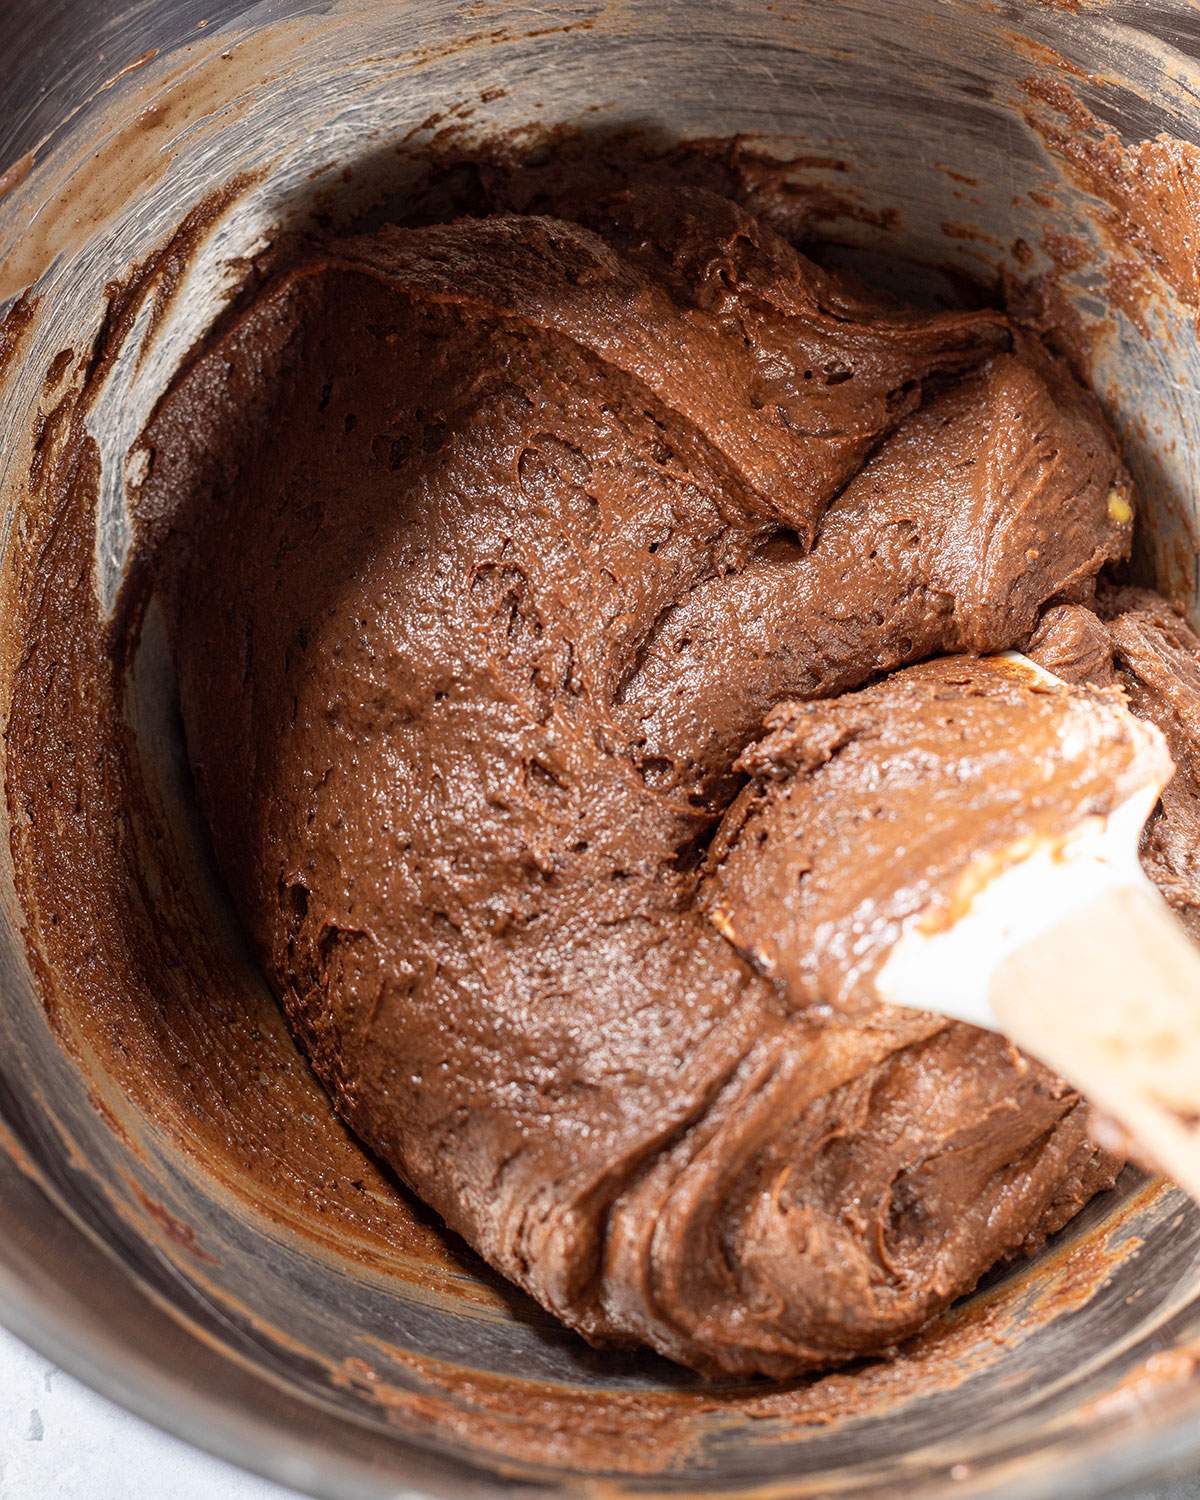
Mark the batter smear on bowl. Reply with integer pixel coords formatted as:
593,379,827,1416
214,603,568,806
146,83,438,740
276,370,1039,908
134,174,1192,1378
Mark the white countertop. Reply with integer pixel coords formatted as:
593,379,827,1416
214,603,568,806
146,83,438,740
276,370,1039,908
0,1320,1197,1500
0,1324,295,1499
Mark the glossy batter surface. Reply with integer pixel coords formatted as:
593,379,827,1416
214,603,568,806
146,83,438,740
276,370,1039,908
141,183,1136,1377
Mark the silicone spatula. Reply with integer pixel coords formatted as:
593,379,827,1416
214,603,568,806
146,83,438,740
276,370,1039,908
706,652,1200,1198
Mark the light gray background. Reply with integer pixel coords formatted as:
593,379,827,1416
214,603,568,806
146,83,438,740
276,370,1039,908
0,1325,292,1499
0,1322,1194,1500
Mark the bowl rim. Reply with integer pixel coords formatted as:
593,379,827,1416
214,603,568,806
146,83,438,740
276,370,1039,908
3,3,1200,1495
2,1139,1200,1500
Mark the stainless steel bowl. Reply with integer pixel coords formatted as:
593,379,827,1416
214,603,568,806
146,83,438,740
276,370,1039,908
2,3,1200,1497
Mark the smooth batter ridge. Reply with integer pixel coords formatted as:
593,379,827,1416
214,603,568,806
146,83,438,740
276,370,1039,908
139,183,1135,1377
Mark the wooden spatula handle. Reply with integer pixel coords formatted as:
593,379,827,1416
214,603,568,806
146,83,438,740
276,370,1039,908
993,881,1200,1198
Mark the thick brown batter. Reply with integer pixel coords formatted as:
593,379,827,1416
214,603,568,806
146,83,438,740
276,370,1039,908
705,655,1167,1012
139,182,1139,1377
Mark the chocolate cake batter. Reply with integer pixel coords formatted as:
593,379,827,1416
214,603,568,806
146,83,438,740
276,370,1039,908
704,655,1166,1012
138,182,1139,1377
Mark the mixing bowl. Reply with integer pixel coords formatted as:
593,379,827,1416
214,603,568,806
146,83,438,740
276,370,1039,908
2,2,1200,1496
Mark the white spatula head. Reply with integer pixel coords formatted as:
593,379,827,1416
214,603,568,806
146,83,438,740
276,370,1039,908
705,652,1171,1021
876,654,1169,1028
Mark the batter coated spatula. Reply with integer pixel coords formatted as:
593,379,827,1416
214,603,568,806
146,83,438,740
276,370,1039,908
706,652,1200,1198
